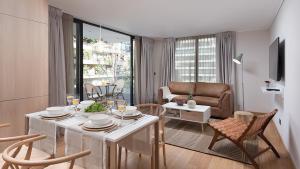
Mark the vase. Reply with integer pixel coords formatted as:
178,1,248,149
187,100,196,109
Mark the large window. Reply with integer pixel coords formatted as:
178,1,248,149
175,36,216,82
73,20,134,104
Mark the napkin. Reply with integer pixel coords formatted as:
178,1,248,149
28,116,56,155
65,126,106,169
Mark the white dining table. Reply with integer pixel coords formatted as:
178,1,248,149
25,110,160,169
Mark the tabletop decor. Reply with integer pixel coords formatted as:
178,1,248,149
84,102,107,113
187,94,196,109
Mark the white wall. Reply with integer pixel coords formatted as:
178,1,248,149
236,30,274,112
270,0,300,168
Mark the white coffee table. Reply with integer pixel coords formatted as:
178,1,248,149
162,102,211,131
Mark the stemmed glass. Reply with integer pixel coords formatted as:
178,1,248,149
106,99,115,115
72,98,80,113
117,100,127,123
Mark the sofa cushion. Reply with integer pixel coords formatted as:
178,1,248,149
194,82,229,97
193,96,219,107
168,82,195,95
171,95,189,103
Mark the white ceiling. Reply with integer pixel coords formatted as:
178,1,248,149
49,0,283,38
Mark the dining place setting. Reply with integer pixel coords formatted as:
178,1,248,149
35,99,145,133
25,98,160,169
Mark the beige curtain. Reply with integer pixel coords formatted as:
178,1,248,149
160,38,176,86
134,37,155,104
134,37,142,104
62,13,75,96
216,31,236,109
49,6,66,106
140,38,155,103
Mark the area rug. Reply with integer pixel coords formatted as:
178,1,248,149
164,119,258,164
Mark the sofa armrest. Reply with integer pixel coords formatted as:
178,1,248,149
218,90,234,117
158,88,168,105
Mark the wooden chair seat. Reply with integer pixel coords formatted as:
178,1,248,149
208,109,280,169
210,118,248,140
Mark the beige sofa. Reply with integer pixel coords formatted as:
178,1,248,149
158,82,234,118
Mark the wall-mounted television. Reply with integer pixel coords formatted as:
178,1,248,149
269,37,282,81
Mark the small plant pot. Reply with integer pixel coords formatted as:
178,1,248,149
187,100,196,109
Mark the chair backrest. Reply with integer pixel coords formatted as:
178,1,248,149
136,104,166,117
136,104,166,132
114,79,125,92
84,83,96,94
243,109,278,138
2,135,91,169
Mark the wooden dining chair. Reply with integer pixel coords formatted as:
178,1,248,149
208,109,279,169
0,123,53,168
118,104,167,169
2,135,91,169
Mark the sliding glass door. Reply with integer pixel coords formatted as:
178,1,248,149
74,20,133,104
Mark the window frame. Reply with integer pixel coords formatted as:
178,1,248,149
175,34,216,83
73,18,134,104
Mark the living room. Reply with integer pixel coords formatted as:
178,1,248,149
0,0,299,169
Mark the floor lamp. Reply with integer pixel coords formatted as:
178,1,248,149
233,53,244,110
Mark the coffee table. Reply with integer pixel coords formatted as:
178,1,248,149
162,102,211,132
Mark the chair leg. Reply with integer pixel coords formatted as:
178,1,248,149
236,142,259,169
259,134,280,158
118,146,122,169
208,131,220,150
161,133,167,167
163,143,167,167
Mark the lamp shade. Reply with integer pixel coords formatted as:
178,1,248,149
233,53,243,64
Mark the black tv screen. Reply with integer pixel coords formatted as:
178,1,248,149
269,37,281,81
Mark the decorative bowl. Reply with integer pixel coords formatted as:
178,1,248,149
176,99,185,106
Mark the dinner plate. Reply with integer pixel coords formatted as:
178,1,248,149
113,110,141,117
83,120,115,129
40,111,70,118
82,123,117,132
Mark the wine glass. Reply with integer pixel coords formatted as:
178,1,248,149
66,96,74,106
72,99,80,113
107,99,115,115
117,100,127,123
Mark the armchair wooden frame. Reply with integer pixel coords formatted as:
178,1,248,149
2,135,91,169
208,109,280,169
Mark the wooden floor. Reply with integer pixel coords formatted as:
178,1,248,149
117,121,295,169
57,121,295,169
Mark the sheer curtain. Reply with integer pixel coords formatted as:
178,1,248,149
49,6,66,106
174,38,196,82
160,38,176,86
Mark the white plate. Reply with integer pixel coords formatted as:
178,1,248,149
40,111,70,118
113,110,141,117
83,120,115,129
88,114,111,126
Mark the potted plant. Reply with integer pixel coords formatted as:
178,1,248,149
187,90,196,109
